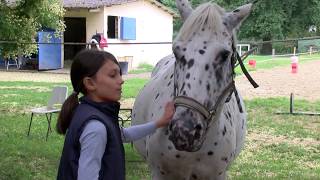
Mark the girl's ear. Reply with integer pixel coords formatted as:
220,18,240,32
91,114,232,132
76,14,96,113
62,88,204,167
83,77,96,92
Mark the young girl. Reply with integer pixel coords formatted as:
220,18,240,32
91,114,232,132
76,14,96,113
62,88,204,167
56,49,175,180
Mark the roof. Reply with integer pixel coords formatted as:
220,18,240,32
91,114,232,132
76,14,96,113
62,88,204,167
63,0,177,17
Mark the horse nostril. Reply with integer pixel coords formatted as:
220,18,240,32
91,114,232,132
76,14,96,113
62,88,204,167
195,124,202,130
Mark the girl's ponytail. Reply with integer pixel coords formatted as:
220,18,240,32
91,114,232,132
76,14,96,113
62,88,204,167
56,92,79,134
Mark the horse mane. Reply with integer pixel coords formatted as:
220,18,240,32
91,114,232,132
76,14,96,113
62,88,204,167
175,3,226,42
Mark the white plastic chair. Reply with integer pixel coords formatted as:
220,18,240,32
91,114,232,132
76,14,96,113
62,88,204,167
27,86,68,141
5,57,20,70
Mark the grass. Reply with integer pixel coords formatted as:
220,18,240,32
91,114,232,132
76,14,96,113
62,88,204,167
0,80,319,179
128,63,154,74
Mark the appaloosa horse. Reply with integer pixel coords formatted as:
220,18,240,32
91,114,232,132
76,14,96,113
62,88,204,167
132,1,254,179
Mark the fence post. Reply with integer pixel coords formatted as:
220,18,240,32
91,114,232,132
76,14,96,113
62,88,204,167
293,47,296,56
309,46,313,55
272,48,275,58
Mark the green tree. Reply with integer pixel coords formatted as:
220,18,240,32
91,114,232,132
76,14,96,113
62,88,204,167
162,0,320,54
0,0,64,58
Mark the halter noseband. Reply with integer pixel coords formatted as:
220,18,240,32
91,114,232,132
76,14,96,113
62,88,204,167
173,40,258,123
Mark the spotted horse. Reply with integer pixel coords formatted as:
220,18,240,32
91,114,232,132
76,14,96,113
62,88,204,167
132,1,258,179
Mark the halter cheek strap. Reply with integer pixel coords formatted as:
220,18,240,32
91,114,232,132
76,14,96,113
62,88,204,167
173,42,258,123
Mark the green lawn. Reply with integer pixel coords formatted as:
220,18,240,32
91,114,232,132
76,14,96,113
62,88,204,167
117,53,320,76
0,80,319,179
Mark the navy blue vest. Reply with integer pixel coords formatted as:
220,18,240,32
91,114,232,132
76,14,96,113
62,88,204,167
57,97,125,180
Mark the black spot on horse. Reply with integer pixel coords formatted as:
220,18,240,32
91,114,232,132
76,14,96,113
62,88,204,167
205,64,209,71
214,142,218,146
196,158,201,162
206,83,210,91
165,61,169,65
222,32,228,37
202,28,205,31
222,125,227,136
207,151,214,156
183,91,187,95
155,93,160,100
203,46,207,49
221,157,228,163
170,74,174,79
215,67,223,83
180,82,185,93
151,113,154,117
227,111,231,118
192,174,198,179
233,9,240,13
199,80,202,85
176,154,181,158
180,56,187,66
161,171,166,175
188,59,194,69
167,81,171,86
186,73,190,79
187,83,191,89
203,41,207,44
168,146,173,150
199,49,205,55
183,47,187,51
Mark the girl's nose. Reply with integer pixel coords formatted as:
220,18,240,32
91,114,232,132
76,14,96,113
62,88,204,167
119,76,124,85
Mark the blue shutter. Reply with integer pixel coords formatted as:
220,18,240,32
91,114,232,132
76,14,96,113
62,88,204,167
38,31,62,70
120,17,136,40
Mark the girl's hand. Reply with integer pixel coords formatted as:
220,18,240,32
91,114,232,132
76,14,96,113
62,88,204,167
156,101,175,128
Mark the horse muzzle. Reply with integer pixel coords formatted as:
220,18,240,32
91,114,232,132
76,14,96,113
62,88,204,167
168,116,206,152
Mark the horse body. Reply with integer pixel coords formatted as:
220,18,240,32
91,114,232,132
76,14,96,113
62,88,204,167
132,2,252,179
133,55,246,179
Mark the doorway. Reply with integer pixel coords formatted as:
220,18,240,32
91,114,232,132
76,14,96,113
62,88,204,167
64,17,86,60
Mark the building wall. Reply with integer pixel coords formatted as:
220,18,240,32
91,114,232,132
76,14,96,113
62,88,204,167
64,0,174,69
103,1,173,68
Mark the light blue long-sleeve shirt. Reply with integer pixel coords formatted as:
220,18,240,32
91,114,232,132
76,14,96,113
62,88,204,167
77,120,157,180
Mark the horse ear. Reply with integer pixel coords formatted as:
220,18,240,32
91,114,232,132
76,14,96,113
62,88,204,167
176,0,193,22
223,3,252,31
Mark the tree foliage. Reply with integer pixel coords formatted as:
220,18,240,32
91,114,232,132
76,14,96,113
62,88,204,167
0,0,64,58
162,0,320,44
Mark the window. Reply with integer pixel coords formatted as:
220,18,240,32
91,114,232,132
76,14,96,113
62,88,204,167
107,16,119,39
107,15,136,40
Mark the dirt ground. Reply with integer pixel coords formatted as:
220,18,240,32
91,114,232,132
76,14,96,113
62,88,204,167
1,60,319,107
235,60,320,102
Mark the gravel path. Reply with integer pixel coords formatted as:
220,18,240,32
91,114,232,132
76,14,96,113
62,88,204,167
1,60,319,102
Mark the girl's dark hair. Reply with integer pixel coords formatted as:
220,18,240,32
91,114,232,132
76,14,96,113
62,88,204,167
56,49,120,134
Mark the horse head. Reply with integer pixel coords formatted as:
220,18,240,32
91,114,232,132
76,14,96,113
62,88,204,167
168,1,252,152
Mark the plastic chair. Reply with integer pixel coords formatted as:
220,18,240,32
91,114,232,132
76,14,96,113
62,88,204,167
5,57,20,70
27,86,68,141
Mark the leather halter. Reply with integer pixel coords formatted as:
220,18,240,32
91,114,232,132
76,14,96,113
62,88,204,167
173,40,258,122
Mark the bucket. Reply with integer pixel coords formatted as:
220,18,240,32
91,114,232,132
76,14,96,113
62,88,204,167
291,62,298,73
290,56,298,74
119,62,129,75
248,59,256,69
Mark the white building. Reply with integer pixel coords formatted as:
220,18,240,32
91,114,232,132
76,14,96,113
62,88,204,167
63,0,176,69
